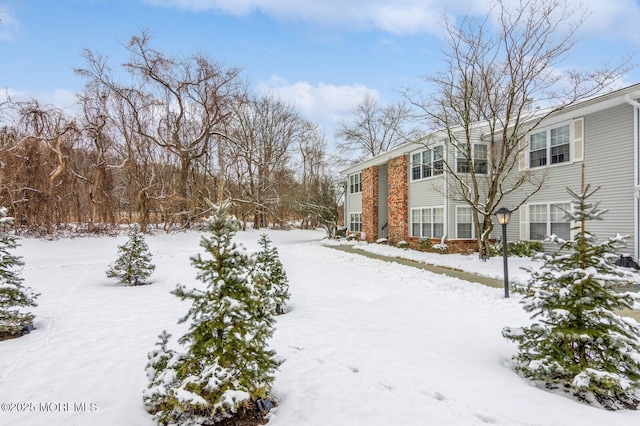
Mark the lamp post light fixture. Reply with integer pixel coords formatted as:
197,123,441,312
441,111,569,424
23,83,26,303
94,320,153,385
495,207,512,298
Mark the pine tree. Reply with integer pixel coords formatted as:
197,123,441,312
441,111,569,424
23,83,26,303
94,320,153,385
503,169,640,410
0,207,38,338
144,202,279,425
142,330,183,423
255,234,291,315
106,223,155,286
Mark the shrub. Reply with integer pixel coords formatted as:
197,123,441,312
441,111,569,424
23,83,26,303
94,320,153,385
396,240,409,249
490,240,543,258
432,243,449,253
417,237,433,252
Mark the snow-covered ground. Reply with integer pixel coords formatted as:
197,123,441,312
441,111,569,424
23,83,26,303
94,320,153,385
2,229,640,426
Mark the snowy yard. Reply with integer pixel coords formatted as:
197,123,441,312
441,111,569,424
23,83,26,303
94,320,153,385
2,228,640,425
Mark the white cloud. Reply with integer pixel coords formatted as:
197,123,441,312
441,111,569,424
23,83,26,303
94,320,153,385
0,6,20,42
577,0,640,43
142,0,493,36
256,75,378,135
1,88,79,117
142,0,640,41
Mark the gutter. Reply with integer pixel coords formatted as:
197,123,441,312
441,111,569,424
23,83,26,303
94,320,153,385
624,94,640,260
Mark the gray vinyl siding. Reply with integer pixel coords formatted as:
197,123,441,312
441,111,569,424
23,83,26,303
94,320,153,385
581,104,635,244
521,103,635,248
408,178,445,208
346,192,362,215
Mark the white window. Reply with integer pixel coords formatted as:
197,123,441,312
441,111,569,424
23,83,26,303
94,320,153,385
411,207,444,238
456,144,488,174
529,203,571,240
411,146,443,181
349,212,362,232
529,124,570,168
349,173,361,194
456,206,474,239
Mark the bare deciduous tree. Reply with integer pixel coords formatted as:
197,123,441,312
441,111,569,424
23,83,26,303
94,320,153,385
224,95,304,229
336,92,418,163
406,0,629,257
1,100,77,234
76,30,245,226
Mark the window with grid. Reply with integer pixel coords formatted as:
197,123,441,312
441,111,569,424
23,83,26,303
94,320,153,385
529,124,570,168
456,207,473,239
411,207,444,238
456,144,488,174
349,173,361,194
550,203,570,239
474,144,488,173
349,212,362,232
411,147,443,181
529,203,570,240
550,125,570,164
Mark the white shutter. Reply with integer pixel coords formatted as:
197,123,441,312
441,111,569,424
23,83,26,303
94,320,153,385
518,137,528,171
573,117,584,162
519,205,529,241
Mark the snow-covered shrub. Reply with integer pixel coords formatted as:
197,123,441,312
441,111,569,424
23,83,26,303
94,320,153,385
255,234,291,315
144,202,279,425
417,237,432,252
490,240,543,258
376,238,389,244
106,223,155,286
503,173,640,410
432,243,448,253
397,240,409,249
0,207,39,338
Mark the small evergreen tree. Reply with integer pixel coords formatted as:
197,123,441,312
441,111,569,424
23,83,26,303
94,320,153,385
106,224,155,286
143,330,182,423
0,207,38,337
144,202,279,425
503,170,640,410
255,234,291,315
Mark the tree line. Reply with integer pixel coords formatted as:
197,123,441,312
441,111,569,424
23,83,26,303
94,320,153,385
0,31,340,235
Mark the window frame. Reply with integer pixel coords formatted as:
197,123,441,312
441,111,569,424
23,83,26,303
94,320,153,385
349,212,362,232
528,202,571,241
456,206,475,239
411,146,444,181
456,143,488,174
528,123,571,168
410,206,444,239
349,172,361,194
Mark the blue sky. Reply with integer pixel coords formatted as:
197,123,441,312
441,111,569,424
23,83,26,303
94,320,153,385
2,0,640,139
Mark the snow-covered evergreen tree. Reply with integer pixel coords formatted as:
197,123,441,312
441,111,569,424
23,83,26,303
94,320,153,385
255,233,290,315
144,202,279,425
0,207,38,338
503,171,640,410
106,223,155,286
142,330,183,424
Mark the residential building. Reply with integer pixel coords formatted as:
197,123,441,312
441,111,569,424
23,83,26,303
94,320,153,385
341,83,640,259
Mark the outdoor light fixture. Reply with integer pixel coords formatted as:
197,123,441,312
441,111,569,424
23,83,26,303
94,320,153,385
495,207,512,226
494,207,512,298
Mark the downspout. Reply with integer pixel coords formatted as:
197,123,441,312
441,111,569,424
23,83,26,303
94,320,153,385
343,179,349,236
441,142,448,245
624,94,640,260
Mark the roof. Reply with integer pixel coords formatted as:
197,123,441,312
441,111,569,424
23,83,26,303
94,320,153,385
339,82,640,176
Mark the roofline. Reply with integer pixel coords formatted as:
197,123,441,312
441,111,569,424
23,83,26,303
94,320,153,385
339,82,640,176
